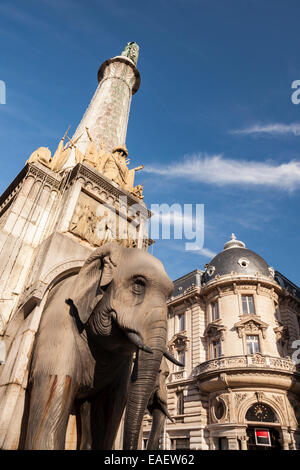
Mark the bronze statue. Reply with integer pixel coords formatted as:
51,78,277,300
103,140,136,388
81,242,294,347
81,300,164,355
121,42,139,66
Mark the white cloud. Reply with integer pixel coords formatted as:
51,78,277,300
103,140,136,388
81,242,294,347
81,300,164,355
231,123,300,136
144,153,300,191
196,247,217,258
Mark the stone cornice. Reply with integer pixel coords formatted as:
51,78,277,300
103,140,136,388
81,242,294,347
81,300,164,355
0,163,62,216
168,286,201,307
67,162,151,219
201,275,282,298
97,56,140,94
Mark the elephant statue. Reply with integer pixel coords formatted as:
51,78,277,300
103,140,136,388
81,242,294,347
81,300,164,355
23,243,181,450
146,357,173,450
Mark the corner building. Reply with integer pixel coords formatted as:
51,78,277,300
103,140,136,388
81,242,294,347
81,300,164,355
142,235,300,450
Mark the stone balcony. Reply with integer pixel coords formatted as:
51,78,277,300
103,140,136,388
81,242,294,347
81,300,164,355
193,354,296,377
192,354,300,393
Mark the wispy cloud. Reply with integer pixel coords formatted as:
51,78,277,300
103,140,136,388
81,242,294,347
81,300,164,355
144,153,300,191
197,247,217,258
230,123,300,136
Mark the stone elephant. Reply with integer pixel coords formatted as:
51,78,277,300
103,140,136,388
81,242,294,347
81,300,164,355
23,243,181,450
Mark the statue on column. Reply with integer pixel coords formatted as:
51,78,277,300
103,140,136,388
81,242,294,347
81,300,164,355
121,42,139,66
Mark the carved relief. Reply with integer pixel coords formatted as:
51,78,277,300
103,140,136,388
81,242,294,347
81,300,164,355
235,392,248,408
69,191,139,248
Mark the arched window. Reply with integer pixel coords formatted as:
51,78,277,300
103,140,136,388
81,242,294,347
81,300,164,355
245,403,279,423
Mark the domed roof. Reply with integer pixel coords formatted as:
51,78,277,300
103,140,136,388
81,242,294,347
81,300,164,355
202,234,272,283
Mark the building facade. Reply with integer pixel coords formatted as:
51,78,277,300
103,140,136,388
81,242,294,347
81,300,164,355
142,234,300,450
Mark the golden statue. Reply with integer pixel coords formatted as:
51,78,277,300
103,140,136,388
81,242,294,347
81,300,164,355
83,127,99,168
132,184,144,200
66,134,84,165
27,147,52,168
50,127,72,172
102,145,129,186
100,144,144,191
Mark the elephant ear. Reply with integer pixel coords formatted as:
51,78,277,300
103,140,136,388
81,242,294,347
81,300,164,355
72,243,120,324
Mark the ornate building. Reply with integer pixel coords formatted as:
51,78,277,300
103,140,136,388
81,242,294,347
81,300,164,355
0,43,151,449
142,234,300,450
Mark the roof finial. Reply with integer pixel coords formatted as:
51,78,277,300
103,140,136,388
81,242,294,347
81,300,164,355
224,233,246,250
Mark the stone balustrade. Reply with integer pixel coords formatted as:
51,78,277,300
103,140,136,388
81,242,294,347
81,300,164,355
192,354,296,377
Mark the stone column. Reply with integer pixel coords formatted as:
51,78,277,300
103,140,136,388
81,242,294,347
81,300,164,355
70,55,140,159
227,437,239,450
280,428,291,450
239,435,249,450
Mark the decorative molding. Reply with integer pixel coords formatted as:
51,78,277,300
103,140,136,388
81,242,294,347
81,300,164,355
168,332,189,350
234,315,269,339
204,319,227,341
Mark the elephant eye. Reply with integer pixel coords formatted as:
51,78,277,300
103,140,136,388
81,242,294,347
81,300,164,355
132,277,146,295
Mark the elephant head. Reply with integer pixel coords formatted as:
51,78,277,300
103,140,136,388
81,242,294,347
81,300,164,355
70,243,179,449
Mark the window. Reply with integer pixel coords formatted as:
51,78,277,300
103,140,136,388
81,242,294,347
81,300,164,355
171,438,190,450
211,301,219,321
242,295,255,315
212,339,222,358
245,403,279,423
179,313,185,331
177,349,185,367
219,437,228,450
246,335,260,354
176,391,184,415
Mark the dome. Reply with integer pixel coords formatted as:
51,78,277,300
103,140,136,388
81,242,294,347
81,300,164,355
202,234,272,283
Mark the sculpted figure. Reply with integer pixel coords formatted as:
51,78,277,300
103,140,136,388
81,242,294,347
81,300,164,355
102,145,128,187
84,127,99,168
24,243,181,450
27,147,52,168
121,42,139,66
50,127,71,172
132,184,144,200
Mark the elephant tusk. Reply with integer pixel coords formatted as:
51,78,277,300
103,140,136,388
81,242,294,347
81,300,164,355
159,403,175,423
125,331,153,354
163,350,184,367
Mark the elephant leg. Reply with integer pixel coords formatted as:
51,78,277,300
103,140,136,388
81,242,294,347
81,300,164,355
90,386,127,450
77,400,92,450
25,374,78,450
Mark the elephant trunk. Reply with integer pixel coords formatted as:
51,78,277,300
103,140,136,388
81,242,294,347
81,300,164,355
123,317,166,450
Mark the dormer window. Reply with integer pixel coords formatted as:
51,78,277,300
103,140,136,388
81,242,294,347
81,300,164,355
242,294,255,315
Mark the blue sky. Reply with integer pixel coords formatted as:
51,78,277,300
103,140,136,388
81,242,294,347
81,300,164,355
0,0,299,284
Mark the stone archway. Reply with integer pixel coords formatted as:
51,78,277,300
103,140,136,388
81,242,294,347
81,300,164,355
242,401,283,450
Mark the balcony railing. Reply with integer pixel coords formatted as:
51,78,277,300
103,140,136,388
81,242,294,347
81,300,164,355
192,354,296,377
169,369,187,382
